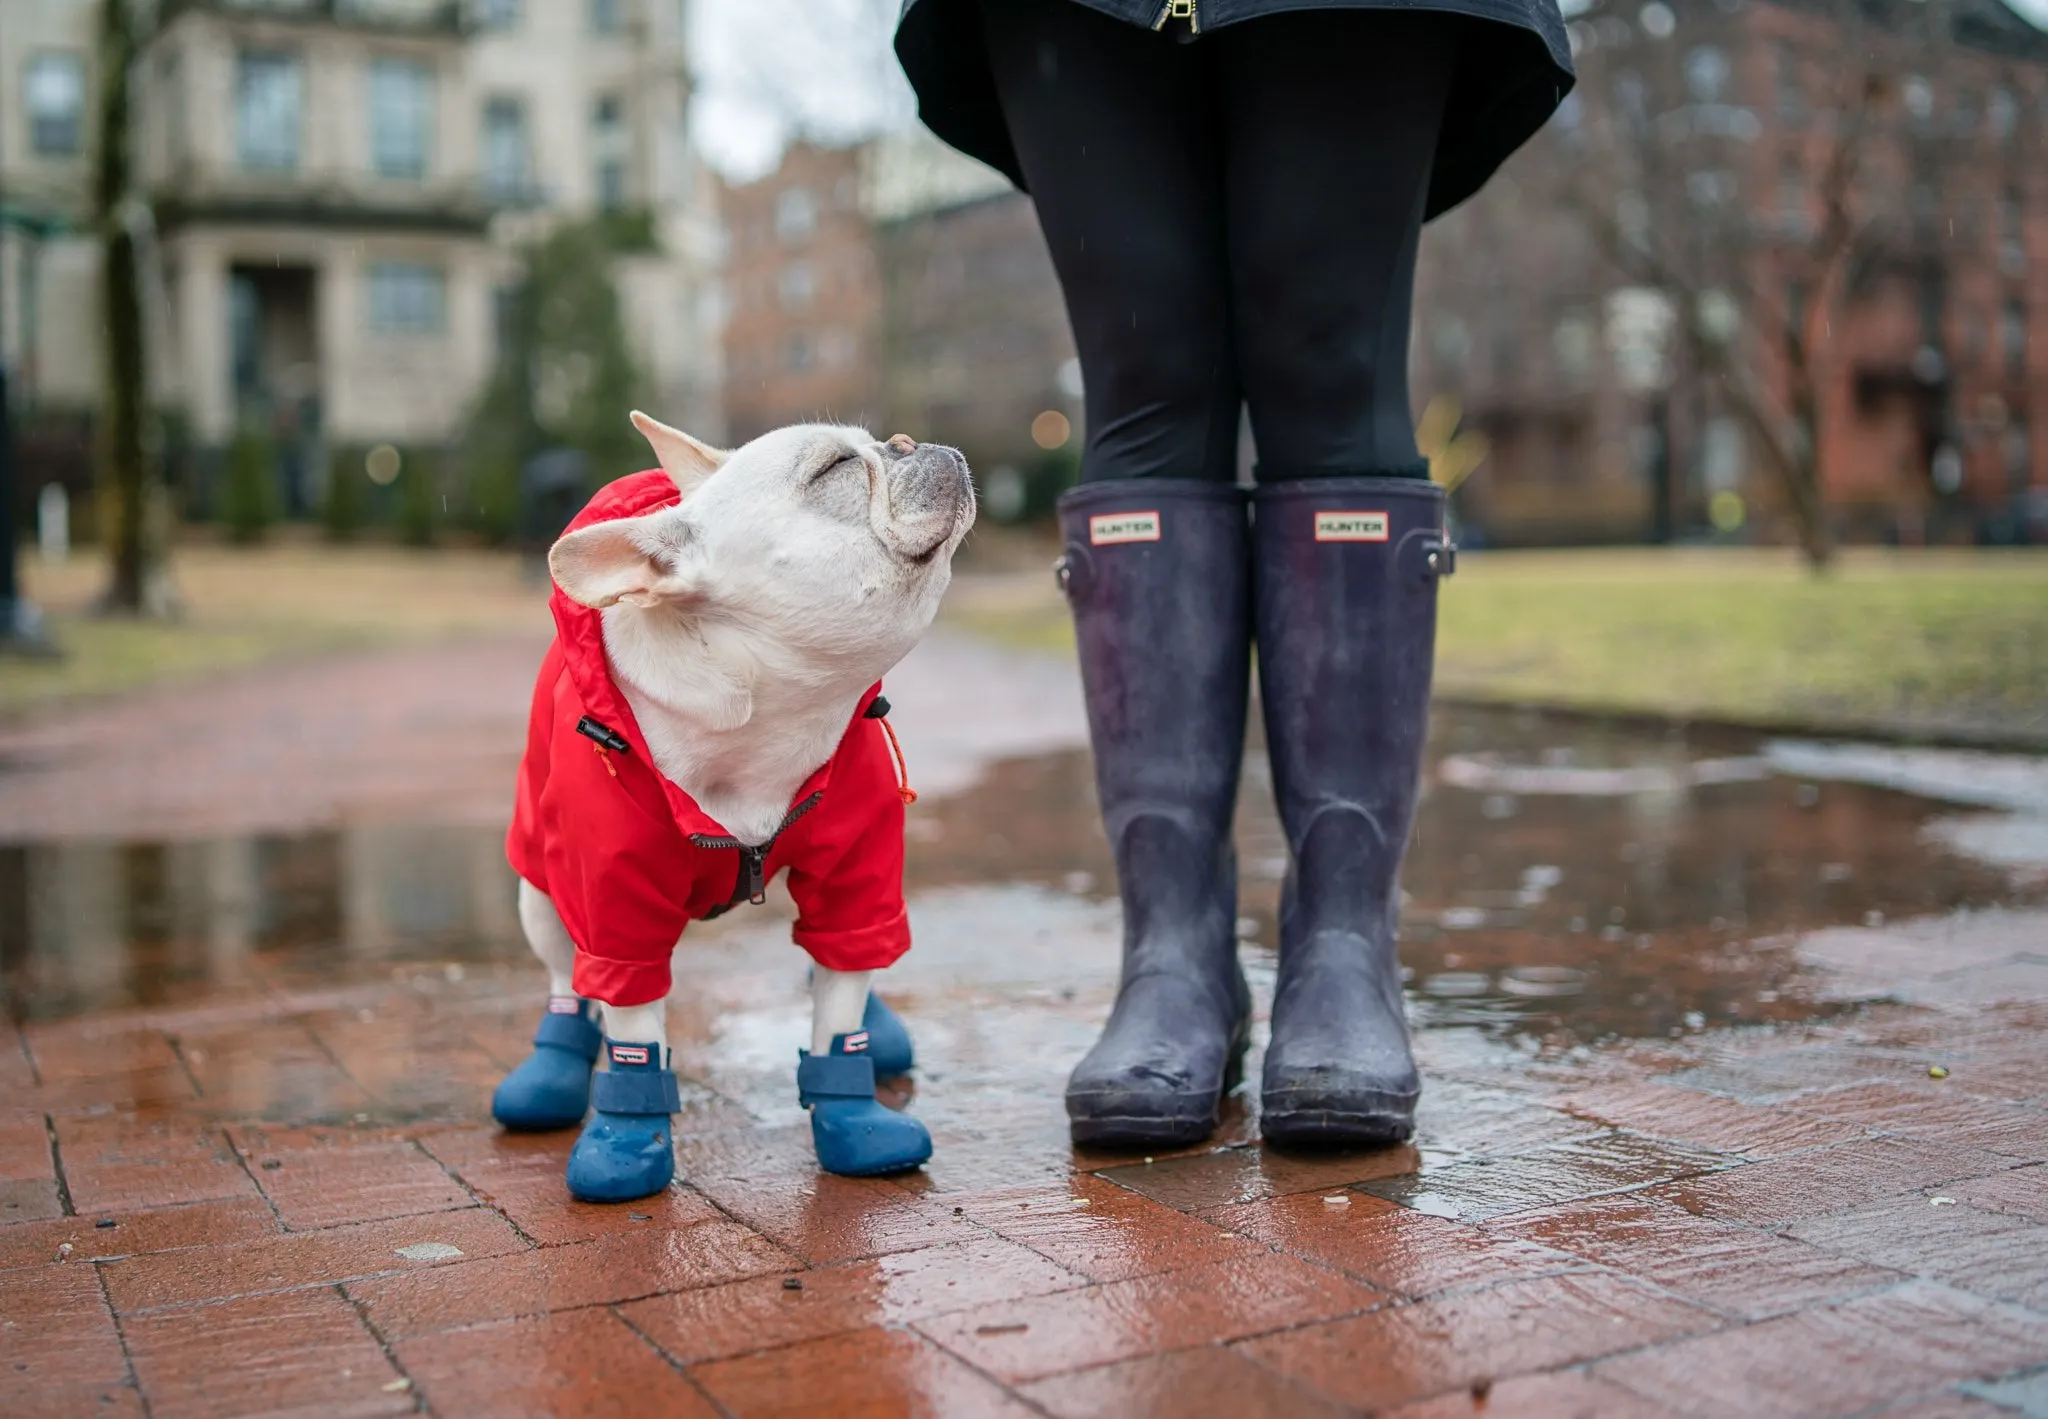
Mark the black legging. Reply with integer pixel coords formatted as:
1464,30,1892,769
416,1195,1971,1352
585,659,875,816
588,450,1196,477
978,0,1460,484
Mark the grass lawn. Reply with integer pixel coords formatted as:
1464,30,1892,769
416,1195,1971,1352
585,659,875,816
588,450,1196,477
2,536,553,721
944,547,2048,746
7,539,2046,745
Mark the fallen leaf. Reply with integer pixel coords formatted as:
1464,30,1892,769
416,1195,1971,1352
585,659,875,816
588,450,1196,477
395,1242,464,1261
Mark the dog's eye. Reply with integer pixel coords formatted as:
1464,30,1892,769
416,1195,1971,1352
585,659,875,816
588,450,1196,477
809,453,864,483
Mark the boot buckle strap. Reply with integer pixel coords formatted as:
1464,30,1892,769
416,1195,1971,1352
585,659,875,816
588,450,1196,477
797,1051,877,1106
592,1067,680,1116
1401,529,1456,582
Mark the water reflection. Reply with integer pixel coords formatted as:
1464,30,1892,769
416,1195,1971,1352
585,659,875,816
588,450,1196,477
2,706,2037,1046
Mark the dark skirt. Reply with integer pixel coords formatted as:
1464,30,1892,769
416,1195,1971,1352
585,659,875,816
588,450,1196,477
894,0,1575,221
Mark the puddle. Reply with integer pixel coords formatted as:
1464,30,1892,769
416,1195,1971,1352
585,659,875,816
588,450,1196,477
2,707,2039,1053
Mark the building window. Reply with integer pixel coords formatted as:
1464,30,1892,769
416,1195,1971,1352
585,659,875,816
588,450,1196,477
482,96,529,200
237,51,303,171
1777,156,1808,229
1903,75,1934,127
475,0,521,28
590,0,622,33
25,52,86,155
369,58,434,180
367,262,446,334
1683,45,1728,104
775,187,818,243
592,94,626,211
777,261,815,310
492,283,520,355
1774,43,1802,121
1988,85,2018,143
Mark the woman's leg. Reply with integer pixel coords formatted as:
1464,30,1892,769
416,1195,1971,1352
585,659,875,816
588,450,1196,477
981,0,1253,1146
977,0,1239,483
1220,11,1462,1144
1221,9,1455,479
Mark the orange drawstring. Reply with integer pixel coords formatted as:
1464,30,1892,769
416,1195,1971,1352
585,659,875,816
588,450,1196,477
878,715,918,805
593,743,618,778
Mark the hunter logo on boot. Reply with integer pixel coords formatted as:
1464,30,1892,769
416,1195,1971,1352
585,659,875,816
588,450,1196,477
1314,511,1390,542
609,1044,651,1067
1090,511,1161,545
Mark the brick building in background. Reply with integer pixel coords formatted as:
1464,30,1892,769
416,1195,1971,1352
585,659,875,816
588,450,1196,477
717,143,882,442
1417,0,2048,547
720,132,1078,516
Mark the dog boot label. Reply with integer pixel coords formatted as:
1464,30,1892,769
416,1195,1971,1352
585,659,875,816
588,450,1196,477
609,1044,651,1067
1314,510,1390,542
1089,511,1161,545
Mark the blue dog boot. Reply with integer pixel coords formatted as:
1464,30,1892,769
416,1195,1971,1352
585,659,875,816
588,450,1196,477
800,1033,931,1177
862,993,915,1078
492,996,601,1131
565,1040,680,1202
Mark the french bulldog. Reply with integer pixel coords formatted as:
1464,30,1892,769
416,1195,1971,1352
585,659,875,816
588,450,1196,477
497,412,975,1200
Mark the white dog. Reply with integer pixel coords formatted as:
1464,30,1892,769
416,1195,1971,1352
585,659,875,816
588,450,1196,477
496,413,975,1200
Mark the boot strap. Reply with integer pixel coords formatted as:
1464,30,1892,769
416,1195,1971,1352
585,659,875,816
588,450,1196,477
533,1007,602,1060
797,1051,876,1106
592,1067,680,1116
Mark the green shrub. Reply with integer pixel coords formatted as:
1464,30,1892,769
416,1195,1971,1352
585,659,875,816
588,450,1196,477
322,444,368,542
397,447,440,547
459,442,521,545
220,423,277,545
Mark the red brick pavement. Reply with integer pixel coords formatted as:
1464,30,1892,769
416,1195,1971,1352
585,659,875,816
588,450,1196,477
3,636,2046,1415
0,931,2042,1417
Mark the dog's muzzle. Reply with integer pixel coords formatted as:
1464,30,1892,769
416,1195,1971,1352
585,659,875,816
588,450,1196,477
886,442,976,552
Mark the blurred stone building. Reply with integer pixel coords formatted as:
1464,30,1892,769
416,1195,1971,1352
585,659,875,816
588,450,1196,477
1416,0,2048,547
717,142,882,442
719,130,1079,516
0,0,721,505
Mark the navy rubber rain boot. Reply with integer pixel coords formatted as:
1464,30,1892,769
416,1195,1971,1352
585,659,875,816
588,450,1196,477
565,1040,680,1202
862,992,916,1078
800,1032,932,1176
807,968,916,1078
1252,476,1453,1146
491,996,602,1131
1056,480,1252,1148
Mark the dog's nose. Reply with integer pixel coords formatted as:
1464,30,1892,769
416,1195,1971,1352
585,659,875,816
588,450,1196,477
885,434,918,456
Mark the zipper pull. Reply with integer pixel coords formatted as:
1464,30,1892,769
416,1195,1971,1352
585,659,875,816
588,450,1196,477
1153,0,1198,33
741,846,766,905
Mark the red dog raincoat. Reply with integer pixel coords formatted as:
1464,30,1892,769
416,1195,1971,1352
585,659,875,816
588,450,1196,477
506,471,914,1007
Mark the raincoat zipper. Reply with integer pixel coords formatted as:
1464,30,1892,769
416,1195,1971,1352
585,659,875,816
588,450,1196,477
1153,0,1199,32
691,792,825,914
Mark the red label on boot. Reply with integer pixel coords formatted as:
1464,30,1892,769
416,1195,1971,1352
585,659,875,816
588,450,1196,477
1314,510,1389,542
609,1044,650,1067
1089,511,1161,545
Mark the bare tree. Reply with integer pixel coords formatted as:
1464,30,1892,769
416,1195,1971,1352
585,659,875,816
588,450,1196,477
92,0,175,615
1552,0,2045,568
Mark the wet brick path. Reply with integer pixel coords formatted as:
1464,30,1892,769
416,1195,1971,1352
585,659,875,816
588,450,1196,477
3,632,2047,1417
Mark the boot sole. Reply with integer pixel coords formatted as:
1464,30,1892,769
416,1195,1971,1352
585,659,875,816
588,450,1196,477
1067,1019,1250,1149
1260,1105,1416,1149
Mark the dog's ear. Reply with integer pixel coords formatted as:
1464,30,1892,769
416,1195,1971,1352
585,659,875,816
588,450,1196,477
549,510,705,610
631,411,728,496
